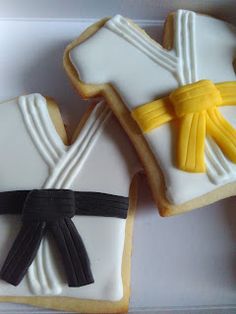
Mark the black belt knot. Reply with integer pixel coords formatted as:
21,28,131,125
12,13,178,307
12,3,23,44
22,189,76,222
0,189,94,287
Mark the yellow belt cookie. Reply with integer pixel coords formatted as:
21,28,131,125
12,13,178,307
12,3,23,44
131,80,236,173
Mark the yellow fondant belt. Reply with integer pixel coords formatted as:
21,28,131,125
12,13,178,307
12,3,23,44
131,80,236,172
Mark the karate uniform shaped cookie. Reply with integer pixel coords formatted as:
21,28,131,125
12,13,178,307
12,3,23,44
0,94,140,313
64,9,236,216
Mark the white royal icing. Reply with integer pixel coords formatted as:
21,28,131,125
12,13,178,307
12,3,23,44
0,94,140,300
69,9,236,205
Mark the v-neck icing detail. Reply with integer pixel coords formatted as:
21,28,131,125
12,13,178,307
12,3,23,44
19,94,66,168
174,10,197,85
105,14,179,74
43,102,111,189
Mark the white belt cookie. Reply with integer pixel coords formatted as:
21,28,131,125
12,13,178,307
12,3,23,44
64,9,236,216
0,94,140,313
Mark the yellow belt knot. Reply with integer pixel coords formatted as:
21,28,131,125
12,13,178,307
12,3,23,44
170,80,222,116
131,80,236,173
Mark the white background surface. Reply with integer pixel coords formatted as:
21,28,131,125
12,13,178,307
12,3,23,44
0,1,235,313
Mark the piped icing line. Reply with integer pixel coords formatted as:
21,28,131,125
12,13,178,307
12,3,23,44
25,94,65,162
43,103,111,189
28,237,62,295
26,102,112,295
105,15,179,73
19,95,56,168
60,106,111,188
189,12,197,83
175,10,197,85
18,94,66,168
34,96,66,158
205,137,234,184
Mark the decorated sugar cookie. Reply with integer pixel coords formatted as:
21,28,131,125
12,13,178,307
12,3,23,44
0,94,140,313
64,9,236,216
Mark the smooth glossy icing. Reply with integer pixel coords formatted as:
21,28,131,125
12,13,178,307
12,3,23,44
0,94,140,300
69,9,236,205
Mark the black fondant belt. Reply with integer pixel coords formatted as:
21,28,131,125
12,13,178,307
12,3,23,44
0,189,129,287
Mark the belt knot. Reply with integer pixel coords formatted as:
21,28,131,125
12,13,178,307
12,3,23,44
22,189,75,222
0,189,94,288
170,80,222,117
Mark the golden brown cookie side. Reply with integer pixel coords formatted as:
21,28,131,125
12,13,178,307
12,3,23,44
163,12,175,50
46,97,68,145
